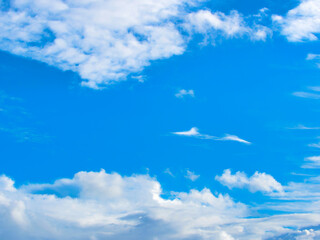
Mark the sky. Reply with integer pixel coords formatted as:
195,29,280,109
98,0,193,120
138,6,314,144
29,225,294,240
2,0,320,239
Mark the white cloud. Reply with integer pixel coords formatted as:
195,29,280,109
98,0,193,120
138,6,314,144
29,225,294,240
308,141,320,148
0,169,252,240
172,127,215,139
306,53,320,60
302,156,320,169
288,124,320,130
215,169,283,194
0,1,270,88
218,134,251,144
0,0,201,88
185,10,271,42
175,89,195,98
185,170,200,181
172,127,251,144
273,0,320,42
293,92,320,99
309,86,320,92
2,169,320,239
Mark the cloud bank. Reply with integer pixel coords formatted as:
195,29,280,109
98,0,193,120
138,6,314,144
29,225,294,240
1,169,320,239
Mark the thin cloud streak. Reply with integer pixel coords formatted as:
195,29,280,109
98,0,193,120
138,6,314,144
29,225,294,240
172,127,251,144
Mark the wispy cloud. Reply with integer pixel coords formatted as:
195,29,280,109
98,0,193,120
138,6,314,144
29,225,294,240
172,127,215,139
306,53,320,60
288,124,320,130
302,156,320,169
308,140,320,148
175,89,195,98
292,92,320,99
185,170,200,181
218,134,251,144
172,127,251,144
164,168,174,177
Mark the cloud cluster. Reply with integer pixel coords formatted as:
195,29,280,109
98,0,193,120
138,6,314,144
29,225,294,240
1,169,320,239
0,169,250,240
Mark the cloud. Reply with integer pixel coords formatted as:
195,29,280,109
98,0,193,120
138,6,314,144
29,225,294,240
164,168,174,177
218,134,251,144
288,124,320,130
293,92,320,99
215,169,283,194
185,10,271,42
172,127,215,139
0,169,251,240
308,141,320,148
185,170,200,181
302,156,320,169
172,127,251,144
175,89,195,98
2,169,320,239
0,1,270,88
273,0,320,42
307,54,320,61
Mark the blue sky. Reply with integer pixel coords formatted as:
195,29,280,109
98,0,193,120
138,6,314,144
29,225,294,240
2,0,320,239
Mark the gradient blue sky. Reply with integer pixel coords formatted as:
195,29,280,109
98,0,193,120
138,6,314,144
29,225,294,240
1,0,320,239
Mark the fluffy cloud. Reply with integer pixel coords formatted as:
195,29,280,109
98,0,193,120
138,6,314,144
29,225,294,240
215,169,283,193
0,170,251,240
273,0,320,42
2,170,320,239
0,0,271,88
185,10,271,41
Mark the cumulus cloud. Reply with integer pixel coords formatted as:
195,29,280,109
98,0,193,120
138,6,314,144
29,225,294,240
175,89,195,98
215,169,283,194
172,127,251,144
273,0,320,42
0,0,271,88
2,170,320,239
0,169,251,240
